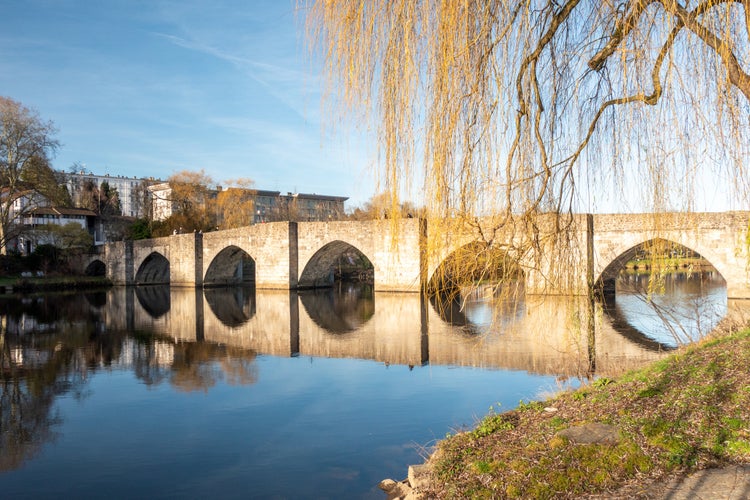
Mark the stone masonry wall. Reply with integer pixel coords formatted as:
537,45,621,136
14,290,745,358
99,211,750,298
202,222,296,289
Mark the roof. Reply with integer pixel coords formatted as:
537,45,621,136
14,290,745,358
0,187,37,198
58,170,163,183
285,192,349,202
144,182,347,202
28,207,97,217
147,182,172,192
219,187,281,197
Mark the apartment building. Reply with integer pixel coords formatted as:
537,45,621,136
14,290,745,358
148,183,347,224
60,170,163,218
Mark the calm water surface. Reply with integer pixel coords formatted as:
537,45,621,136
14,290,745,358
0,273,727,498
609,270,727,347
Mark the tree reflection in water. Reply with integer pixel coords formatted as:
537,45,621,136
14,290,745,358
607,270,727,348
1,339,64,472
0,293,259,473
131,339,258,392
0,294,115,472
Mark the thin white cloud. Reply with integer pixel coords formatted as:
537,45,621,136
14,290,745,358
0,0,376,207
153,30,318,120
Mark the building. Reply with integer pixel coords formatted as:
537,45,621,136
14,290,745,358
279,192,348,222
3,190,51,253
22,206,95,229
5,190,48,223
59,170,163,218
4,190,102,254
147,182,174,222
15,206,98,254
248,189,283,223
148,183,348,225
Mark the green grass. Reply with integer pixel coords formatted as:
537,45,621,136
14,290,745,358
421,328,750,498
623,257,710,271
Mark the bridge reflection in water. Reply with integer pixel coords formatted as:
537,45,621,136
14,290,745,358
103,282,708,378
0,277,735,497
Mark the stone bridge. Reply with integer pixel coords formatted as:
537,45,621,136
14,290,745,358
83,212,750,298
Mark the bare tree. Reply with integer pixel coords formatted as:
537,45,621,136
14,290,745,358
132,179,154,220
0,97,62,253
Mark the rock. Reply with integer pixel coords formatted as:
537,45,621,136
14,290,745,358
557,422,620,445
379,473,433,500
378,479,398,492
379,478,414,499
381,480,413,499
408,464,430,489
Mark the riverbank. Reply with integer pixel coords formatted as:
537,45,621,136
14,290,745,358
622,257,713,272
0,275,112,294
383,321,750,499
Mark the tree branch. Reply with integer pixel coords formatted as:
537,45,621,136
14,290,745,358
589,0,660,71
509,0,581,212
665,0,750,100
561,19,681,171
592,1,750,100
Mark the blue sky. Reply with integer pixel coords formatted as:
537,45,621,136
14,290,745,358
0,0,373,207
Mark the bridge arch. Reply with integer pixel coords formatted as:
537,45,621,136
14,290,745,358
85,259,106,277
204,287,255,327
298,240,374,289
428,241,525,328
595,238,726,295
135,252,170,285
299,285,375,333
204,246,256,287
428,241,524,294
135,284,170,318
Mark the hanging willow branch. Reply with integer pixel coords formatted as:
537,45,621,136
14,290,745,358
304,0,750,294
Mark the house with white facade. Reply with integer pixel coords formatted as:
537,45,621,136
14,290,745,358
11,207,98,255
147,182,174,221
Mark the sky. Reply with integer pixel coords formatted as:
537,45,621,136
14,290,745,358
0,0,374,207
1,1,744,216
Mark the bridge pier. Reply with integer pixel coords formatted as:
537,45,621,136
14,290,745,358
103,240,134,285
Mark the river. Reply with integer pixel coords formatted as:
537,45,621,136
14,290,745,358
0,271,728,498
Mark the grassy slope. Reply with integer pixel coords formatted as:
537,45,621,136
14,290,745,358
422,328,750,499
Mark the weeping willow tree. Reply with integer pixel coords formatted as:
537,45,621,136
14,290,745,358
304,1,750,298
